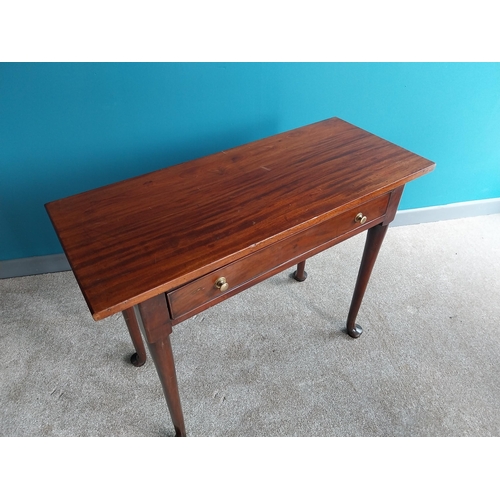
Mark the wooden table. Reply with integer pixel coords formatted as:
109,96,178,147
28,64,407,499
45,117,435,436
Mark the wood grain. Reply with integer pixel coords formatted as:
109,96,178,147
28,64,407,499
167,193,390,320
45,118,435,320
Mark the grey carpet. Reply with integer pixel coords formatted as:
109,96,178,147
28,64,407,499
1,214,499,436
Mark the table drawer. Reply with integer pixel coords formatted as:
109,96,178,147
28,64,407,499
167,193,390,320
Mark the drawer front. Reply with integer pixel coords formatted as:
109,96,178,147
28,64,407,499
167,193,390,319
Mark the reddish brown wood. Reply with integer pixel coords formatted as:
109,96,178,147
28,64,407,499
344,184,405,339
167,193,390,320
346,223,389,338
122,308,147,367
45,117,435,436
293,261,308,282
135,294,186,437
169,208,388,326
383,185,405,226
45,118,435,321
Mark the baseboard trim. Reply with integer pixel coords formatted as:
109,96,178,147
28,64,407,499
2,197,499,279
0,253,70,279
392,197,500,227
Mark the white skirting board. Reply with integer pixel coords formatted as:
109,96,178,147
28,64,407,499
1,197,499,279
391,197,500,227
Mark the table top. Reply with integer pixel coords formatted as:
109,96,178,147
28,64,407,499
46,118,435,320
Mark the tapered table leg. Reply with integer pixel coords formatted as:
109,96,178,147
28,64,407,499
122,307,147,366
346,223,389,338
293,260,308,281
134,295,186,437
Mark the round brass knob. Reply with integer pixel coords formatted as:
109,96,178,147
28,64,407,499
355,213,367,224
214,277,229,292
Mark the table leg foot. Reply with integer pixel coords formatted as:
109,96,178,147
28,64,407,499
346,323,363,338
123,307,147,367
292,260,308,281
130,352,146,367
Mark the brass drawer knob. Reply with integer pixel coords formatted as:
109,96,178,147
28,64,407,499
214,277,229,292
354,213,367,224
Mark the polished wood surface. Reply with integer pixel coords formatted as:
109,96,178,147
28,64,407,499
45,118,434,321
167,192,390,321
346,223,390,338
46,117,435,436
122,308,147,367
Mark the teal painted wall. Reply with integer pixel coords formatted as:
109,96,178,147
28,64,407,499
1,63,499,260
